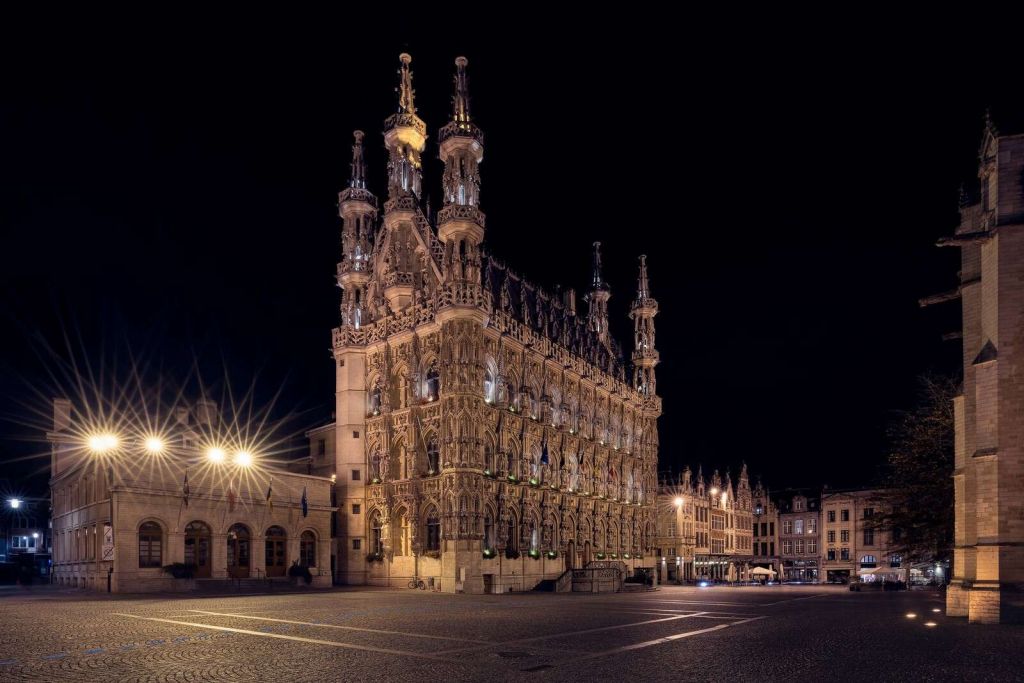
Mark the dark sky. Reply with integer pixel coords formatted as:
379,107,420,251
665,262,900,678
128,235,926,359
2,12,1021,495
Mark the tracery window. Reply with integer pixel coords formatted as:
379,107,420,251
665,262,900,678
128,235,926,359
426,437,440,475
425,514,441,552
424,364,440,402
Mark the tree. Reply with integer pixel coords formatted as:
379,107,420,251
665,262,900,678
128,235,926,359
870,375,956,563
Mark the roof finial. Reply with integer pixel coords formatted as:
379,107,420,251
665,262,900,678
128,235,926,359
397,53,416,115
591,241,608,291
452,56,471,124
636,254,649,300
349,130,367,189
984,107,998,137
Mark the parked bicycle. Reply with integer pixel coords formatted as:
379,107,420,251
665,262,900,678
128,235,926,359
408,577,426,590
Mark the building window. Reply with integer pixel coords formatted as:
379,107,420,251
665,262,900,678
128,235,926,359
795,540,804,554
352,469,361,481
863,507,874,519
807,518,816,534
827,549,836,561
794,519,804,535
794,498,804,512
484,515,494,548
426,438,440,475
484,367,496,403
425,514,441,552
841,530,850,543
138,522,163,568
352,504,361,515
863,529,874,546
808,540,816,554
860,554,877,567
783,520,792,535
370,513,383,555
353,539,362,550
317,439,326,456
827,530,835,543
353,431,360,439
840,548,850,561
827,510,835,523
841,509,849,522
782,541,792,554
890,554,902,568
424,365,440,402
300,531,316,567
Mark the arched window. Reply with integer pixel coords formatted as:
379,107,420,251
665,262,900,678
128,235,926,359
483,365,496,404
483,442,494,474
507,516,519,551
484,514,494,548
860,554,877,567
370,512,383,555
506,451,517,478
227,523,251,578
425,514,441,552
300,530,316,567
138,522,162,568
426,437,440,475
424,364,440,402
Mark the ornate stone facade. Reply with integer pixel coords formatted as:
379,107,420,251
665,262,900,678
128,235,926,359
329,55,661,593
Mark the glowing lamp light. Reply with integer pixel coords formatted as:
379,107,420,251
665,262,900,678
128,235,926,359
144,437,165,454
931,608,941,613
207,447,226,463
32,532,39,539
709,487,719,496
88,433,119,453
674,497,684,507
905,613,917,619
8,498,21,509
924,621,937,628
233,451,253,467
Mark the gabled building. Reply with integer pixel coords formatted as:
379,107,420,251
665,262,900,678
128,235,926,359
777,491,819,583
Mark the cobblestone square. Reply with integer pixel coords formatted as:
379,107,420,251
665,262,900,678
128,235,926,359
1,585,1022,681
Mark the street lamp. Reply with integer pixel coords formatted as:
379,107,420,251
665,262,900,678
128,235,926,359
88,433,119,454
206,447,226,463
7,498,20,509
233,451,253,467
144,436,165,454
674,497,683,507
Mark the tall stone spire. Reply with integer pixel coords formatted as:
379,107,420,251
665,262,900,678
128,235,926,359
384,53,427,199
348,129,367,190
585,242,611,345
438,56,486,290
630,255,659,398
338,130,378,328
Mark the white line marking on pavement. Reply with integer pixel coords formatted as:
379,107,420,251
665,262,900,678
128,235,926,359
560,616,768,663
434,612,707,654
187,610,491,644
759,594,828,606
114,613,444,660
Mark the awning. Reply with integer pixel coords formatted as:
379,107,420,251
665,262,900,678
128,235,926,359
750,567,777,576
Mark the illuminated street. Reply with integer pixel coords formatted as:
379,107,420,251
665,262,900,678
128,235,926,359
0,585,1020,681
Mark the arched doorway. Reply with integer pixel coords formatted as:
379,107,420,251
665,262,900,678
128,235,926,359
184,521,212,578
227,523,251,578
265,526,287,577
566,540,576,571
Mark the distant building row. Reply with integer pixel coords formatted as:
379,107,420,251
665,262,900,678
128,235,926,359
653,467,905,584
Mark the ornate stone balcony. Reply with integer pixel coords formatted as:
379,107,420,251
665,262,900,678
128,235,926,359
437,204,486,228
438,120,484,146
338,187,377,208
384,194,419,214
383,112,427,137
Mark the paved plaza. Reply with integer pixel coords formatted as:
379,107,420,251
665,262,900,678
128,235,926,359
0,585,1021,681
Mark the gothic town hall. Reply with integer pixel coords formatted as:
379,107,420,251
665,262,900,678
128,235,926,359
308,54,662,593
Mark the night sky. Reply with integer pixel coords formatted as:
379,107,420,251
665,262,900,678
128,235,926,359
2,13,1021,495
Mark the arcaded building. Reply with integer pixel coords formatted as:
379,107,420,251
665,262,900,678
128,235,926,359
941,120,1024,623
48,398,333,592
326,55,661,593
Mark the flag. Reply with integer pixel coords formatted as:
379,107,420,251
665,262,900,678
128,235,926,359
266,478,273,512
540,437,549,465
227,487,236,513
182,468,190,507
301,486,308,518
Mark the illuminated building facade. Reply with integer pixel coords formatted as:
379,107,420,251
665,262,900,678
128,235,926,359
325,55,661,592
820,488,901,584
47,398,333,592
655,465,756,583
942,121,1024,623
777,492,819,583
